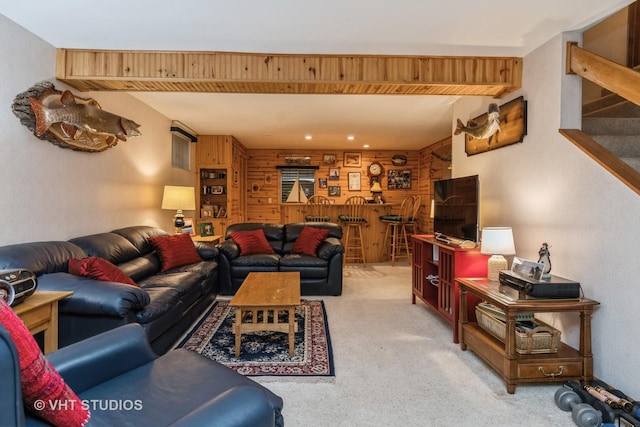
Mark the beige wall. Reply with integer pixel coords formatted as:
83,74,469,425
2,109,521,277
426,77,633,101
454,33,640,391
0,15,195,245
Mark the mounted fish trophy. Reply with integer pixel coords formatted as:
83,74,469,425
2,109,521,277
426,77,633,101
457,96,527,156
12,81,141,152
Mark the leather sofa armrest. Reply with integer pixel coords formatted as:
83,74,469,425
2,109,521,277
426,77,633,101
47,324,157,393
217,240,240,260
38,273,150,317
317,237,344,260
194,242,219,261
169,386,276,427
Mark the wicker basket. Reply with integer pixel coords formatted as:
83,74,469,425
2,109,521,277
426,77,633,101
475,306,561,354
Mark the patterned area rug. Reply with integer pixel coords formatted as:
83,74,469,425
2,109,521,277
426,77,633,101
176,300,334,377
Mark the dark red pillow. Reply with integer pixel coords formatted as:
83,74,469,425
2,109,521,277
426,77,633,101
68,256,138,287
148,233,203,272
0,299,91,426
292,226,330,256
229,229,275,255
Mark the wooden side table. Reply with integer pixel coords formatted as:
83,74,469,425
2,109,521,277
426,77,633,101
191,234,223,244
457,278,599,394
13,291,73,354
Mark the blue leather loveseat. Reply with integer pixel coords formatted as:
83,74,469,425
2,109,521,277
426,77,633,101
217,222,344,296
0,323,284,426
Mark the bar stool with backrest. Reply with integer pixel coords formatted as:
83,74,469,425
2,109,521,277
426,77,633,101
380,195,414,265
338,196,367,266
305,195,331,222
404,195,422,239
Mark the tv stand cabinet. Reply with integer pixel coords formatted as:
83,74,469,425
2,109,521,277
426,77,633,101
411,235,489,343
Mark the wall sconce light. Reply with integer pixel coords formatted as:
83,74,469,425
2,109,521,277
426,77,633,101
161,185,195,233
480,227,516,281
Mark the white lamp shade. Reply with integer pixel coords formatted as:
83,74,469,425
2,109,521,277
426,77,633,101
481,227,515,281
480,227,515,255
161,186,196,211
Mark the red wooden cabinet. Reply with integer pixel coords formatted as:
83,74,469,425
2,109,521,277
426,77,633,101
411,235,489,343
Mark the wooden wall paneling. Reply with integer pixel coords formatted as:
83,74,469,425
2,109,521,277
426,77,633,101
196,135,232,167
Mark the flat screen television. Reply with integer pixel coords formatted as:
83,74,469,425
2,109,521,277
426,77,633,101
433,175,479,243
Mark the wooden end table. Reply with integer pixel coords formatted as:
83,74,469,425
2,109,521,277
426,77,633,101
191,234,223,244
13,291,73,354
229,272,301,357
457,278,599,394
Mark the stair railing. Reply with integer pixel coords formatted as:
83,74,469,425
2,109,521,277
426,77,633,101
561,42,640,196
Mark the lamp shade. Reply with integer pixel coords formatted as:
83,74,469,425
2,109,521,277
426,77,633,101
370,181,383,193
480,227,515,255
161,186,196,211
481,227,515,281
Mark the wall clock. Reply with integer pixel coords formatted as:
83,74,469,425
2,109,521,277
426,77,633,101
367,161,384,178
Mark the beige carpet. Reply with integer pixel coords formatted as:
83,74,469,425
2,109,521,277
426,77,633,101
253,262,570,427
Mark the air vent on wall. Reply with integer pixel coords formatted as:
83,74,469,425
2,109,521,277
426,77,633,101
170,121,197,142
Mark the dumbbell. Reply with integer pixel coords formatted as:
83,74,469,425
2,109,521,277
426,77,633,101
590,379,640,419
554,387,604,427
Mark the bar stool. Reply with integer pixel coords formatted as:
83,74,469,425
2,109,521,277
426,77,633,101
339,196,367,266
305,195,331,222
380,195,414,265
404,195,422,239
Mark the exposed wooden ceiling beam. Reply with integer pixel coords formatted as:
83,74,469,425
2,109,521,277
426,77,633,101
56,49,522,97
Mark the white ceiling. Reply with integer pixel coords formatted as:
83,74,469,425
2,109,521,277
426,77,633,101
0,0,632,150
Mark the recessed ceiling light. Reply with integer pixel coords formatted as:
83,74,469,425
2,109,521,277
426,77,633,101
347,135,355,141
363,144,370,148
304,135,313,140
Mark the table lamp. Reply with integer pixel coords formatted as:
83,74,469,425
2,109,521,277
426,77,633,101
162,185,196,233
370,181,383,203
480,227,516,281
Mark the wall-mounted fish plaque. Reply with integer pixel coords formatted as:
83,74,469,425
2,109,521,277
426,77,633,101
462,96,527,156
12,81,141,152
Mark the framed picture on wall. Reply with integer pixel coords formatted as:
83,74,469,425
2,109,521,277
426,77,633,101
319,178,328,189
387,169,411,189
328,186,341,197
344,152,362,167
348,172,361,191
323,153,337,165
329,168,340,180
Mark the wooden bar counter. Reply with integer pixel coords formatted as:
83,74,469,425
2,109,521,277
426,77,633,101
280,203,396,263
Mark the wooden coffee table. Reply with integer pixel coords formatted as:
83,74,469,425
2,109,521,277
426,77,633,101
229,272,301,357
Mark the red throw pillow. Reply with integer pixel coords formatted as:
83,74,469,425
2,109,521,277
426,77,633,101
148,233,203,272
292,226,330,256
229,229,275,255
0,299,91,426
68,257,138,286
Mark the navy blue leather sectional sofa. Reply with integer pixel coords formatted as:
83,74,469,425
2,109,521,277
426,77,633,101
0,225,218,355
